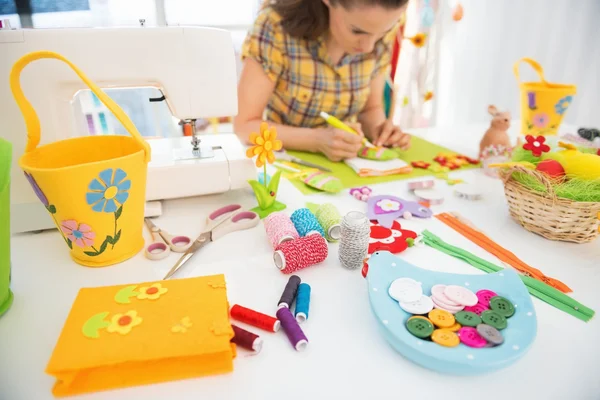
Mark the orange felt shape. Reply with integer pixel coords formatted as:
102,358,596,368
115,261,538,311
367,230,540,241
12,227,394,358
45,275,236,397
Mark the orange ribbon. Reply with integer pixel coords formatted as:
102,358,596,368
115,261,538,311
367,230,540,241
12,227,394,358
435,213,572,293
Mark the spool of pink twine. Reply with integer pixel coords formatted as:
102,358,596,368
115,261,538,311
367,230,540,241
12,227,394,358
264,212,299,249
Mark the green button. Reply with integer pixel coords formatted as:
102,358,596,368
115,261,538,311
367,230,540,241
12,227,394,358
481,310,507,330
454,311,482,327
489,296,515,318
406,317,434,339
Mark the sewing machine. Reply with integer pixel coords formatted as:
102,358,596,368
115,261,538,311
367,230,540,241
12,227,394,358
0,23,255,233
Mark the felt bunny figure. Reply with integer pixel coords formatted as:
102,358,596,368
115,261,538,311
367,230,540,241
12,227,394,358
480,105,512,155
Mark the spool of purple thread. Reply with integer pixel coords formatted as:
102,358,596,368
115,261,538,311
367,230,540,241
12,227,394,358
276,307,308,351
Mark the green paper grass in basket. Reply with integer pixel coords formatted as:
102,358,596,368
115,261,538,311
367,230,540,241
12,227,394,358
500,137,600,202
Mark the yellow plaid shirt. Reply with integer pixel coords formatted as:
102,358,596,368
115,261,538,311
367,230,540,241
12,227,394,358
241,7,400,128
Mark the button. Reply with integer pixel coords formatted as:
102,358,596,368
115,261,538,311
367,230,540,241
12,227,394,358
476,289,498,307
476,324,504,346
447,322,462,332
428,309,456,328
406,316,434,339
481,310,507,330
454,311,482,327
464,303,489,316
389,278,423,303
431,284,461,306
400,295,434,315
431,296,464,314
408,315,431,323
458,326,487,348
431,329,460,347
489,296,515,318
444,285,478,306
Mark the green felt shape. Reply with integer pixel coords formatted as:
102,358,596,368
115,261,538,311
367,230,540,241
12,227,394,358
82,312,110,339
251,200,287,219
114,285,139,304
286,136,480,195
303,171,343,193
248,170,283,211
358,146,398,161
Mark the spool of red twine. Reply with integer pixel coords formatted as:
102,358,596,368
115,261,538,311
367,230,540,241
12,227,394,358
231,324,263,352
230,304,280,332
273,234,328,274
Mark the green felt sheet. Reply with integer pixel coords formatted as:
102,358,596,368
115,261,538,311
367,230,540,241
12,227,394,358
285,136,480,195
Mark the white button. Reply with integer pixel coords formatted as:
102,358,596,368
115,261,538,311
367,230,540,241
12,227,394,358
431,284,461,306
389,278,423,303
444,285,478,306
399,295,434,315
431,296,464,314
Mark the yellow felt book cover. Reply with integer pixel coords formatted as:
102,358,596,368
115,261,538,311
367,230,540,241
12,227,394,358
46,275,236,397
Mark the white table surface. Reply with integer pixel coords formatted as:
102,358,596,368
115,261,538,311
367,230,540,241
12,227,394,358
2,124,599,400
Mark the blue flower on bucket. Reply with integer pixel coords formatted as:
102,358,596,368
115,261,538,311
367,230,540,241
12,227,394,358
554,96,573,115
86,168,131,213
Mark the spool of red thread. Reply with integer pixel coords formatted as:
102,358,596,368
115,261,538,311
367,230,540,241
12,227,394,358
273,234,328,274
231,324,263,353
230,304,280,332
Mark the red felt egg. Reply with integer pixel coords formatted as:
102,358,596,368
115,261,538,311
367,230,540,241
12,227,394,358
536,159,565,178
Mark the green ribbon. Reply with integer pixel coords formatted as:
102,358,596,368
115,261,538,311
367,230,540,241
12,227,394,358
421,230,595,322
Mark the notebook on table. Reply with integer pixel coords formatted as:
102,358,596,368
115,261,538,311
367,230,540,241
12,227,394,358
345,157,413,177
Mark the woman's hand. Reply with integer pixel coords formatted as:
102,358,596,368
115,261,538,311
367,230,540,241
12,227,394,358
372,120,411,150
316,122,364,162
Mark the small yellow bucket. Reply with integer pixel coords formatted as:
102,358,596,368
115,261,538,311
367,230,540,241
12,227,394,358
11,51,151,267
514,58,577,136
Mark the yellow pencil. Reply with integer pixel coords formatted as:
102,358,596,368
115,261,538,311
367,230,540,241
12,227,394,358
320,111,376,148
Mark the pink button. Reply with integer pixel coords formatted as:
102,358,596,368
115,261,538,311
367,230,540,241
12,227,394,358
431,296,464,314
458,327,487,348
476,289,498,307
464,303,489,316
444,285,478,307
431,284,461,306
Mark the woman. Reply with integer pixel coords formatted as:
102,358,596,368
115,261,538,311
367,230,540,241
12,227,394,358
234,0,410,162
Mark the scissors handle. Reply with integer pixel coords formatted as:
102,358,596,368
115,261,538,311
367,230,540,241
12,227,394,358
145,234,170,260
211,210,260,240
206,204,243,230
160,230,193,253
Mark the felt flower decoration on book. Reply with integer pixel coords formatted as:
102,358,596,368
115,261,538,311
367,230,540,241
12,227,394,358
357,145,398,161
45,275,235,397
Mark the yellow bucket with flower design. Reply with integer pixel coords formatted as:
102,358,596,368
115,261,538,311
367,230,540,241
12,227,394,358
514,58,577,136
11,51,150,267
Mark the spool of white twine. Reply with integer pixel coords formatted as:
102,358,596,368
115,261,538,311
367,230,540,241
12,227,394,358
338,211,370,270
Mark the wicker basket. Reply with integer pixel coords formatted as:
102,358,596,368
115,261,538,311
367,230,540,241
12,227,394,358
500,166,600,243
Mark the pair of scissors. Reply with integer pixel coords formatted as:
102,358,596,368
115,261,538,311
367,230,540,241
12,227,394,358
163,204,260,280
276,150,332,173
144,218,193,260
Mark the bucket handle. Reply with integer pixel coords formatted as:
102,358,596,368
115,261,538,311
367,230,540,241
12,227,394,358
9,51,151,163
513,57,548,86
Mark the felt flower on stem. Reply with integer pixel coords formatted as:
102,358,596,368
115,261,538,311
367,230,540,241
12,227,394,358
523,135,550,157
246,122,283,186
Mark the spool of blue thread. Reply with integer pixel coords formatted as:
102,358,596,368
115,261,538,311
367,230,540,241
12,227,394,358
290,208,325,237
294,283,311,323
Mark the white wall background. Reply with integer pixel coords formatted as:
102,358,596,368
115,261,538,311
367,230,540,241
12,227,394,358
435,0,600,129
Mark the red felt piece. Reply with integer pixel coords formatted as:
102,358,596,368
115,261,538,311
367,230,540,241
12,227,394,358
411,161,431,169
433,156,447,165
368,220,417,255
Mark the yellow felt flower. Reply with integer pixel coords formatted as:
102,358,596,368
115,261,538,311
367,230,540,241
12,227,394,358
424,91,434,102
106,310,142,335
137,283,168,300
245,122,283,168
171,317,193,333
407,33,427,48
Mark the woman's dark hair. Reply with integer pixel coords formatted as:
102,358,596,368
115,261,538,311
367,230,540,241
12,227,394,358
271,0,408,40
